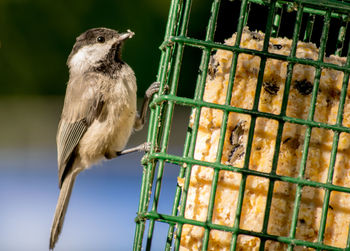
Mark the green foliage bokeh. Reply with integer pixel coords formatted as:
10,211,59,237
0,0,170,96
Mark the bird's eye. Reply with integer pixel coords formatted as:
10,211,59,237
97,36,105,43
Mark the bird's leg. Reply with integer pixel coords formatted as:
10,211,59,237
134,82,161,131
105,82,166,159
116,142,151,156
104,143,151,159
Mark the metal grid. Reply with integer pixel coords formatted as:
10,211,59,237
133,0,350,250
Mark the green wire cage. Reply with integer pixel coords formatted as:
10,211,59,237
134,0,350,250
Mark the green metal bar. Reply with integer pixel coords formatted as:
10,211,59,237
146,0,191,249
151,94,350,134
259,6,304,251
316,131,340,248
202,0,251,249
201,2,223,249
173,155,193,250
258,118,284,251
231,1,278,249
201,167,220,250
140,211,346,251
317,37,350,248
169,36,350,72
287,10,331,251
134,165,151,250
146,152,350,194
271,5,283,37
149,0,186,162
172,55,207,251
301,6,347,19
303,14,315,42
172,70,206,250
225,0,252,250
335,21,348,56
145,166,159,251
149,0,192,250
135,0,350,249
133,0,184,249
243,2,251,27
165,130,191,251
347,223,350,249
149,0,188,248
146,33,185,251
317,11,332,63
248,0,350,18
174,1,221,250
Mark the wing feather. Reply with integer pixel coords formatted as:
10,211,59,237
56,74,105,187
57,120,87,187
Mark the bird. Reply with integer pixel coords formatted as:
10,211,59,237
49,27,160,250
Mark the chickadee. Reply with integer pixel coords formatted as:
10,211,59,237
49,27,160,250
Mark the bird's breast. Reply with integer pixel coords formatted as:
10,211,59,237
77,68,137,168
105,80,137,150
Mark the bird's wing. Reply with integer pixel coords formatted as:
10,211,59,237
56,74,105,188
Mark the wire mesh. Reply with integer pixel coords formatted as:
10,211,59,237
134,0,350,250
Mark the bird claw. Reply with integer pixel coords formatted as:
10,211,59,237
145,82,160,98
142,142,152,152
145,82,169,98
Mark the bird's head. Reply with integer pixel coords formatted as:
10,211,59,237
67,27,134,74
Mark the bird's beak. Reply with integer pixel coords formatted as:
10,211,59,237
119,29,135,42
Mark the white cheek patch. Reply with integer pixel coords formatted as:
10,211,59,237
69,38,117,73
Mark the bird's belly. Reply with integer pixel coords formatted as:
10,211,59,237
107,105,136,151
77,104,136,168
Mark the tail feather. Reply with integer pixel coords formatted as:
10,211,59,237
50,172,77,250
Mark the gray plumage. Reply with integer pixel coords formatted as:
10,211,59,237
50,28,138,250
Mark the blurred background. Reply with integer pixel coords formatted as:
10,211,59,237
0,0,218,250
0,0,176,250
1,0,345,250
